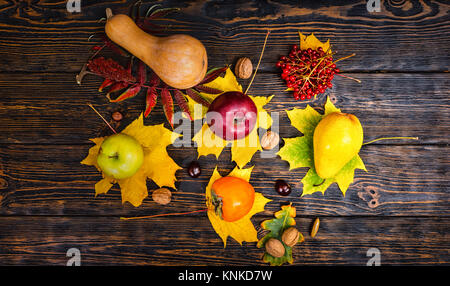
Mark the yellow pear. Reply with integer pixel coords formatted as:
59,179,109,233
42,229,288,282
313,112,363,179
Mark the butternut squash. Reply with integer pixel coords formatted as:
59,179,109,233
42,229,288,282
105,10,207,89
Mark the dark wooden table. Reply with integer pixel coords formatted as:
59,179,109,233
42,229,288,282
0,0,448,266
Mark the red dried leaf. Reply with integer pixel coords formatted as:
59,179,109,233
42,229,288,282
107,81,129,95
199,66,228,85
98,79,115,92
185,88,211,107
161,88,174,127
87,57,136,83
138,60,147,84
148,71,161,86
144,87,158,117
173,89,192,120
110,84,142,103
194,84,223,94
99,34,128,56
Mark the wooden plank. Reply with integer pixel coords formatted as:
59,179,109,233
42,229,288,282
0,143,448,216
0,1,448,72
0,72,448,145
0,216,447,265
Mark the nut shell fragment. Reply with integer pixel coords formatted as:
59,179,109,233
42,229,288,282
235,57,253,79
265,238,285,258
281,227,300,247
260,131,280,150
152,188,172,205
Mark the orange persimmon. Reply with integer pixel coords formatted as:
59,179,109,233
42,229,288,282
211,176,255,222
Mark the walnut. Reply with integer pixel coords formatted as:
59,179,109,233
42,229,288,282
235,57,253,79
152,188,172,205
265,238,285,258
281,227,301,247
260,131,280,150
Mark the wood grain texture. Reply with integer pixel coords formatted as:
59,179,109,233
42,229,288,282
0,216,448,265
0,0,448,266
0,0,448,72
0,143,448,216
0,72,448,144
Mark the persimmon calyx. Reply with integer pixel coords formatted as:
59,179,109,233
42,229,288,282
210,189,224,220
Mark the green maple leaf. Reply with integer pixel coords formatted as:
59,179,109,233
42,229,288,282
277,97,367,196
257,203,303,266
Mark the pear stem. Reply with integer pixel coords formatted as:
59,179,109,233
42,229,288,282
87,103,117,134
120,208,208,220
313,179,326,187
363,136,419,145
244,29,270,94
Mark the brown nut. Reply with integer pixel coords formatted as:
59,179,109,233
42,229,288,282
235,57,253,79
281,227,300,247
260,131,280,150
311,217,320,238
265,238,285,258
152,188,172,205
111,111,123,121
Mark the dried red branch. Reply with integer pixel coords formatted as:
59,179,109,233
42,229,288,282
161,88,174,127
87,57,136,83
173,89,192,120
145,87,158,117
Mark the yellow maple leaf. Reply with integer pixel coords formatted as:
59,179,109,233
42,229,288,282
81,114,182,207
299,32,331,53
191,68,274,168
205,166,271,247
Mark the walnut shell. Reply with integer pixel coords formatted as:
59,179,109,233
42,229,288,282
235,57,253,79
152,188,172,205
260,131,280,150
265,238,285,258
281,227,300,247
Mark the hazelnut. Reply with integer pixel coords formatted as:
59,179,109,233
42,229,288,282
281,227,301,247
260,131,280,150
265,238,285,258
112,111,123,121
152,188,172,205
235,57,253,79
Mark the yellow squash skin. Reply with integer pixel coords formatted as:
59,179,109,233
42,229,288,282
105,14,208,89
313,112,363,179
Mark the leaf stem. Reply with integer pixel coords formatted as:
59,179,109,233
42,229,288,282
245,29,270,94
120,208,208,220
363,136,419,145
87,103,117,134
336,73,361,83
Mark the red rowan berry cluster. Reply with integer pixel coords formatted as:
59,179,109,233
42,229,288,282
276,45,340,100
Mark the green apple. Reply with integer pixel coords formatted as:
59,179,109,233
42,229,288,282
97,133,144,180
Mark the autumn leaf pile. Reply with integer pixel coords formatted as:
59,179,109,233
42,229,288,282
81,114,181,207
78,2,370,266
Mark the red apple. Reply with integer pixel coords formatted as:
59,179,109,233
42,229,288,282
206,91,258,141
